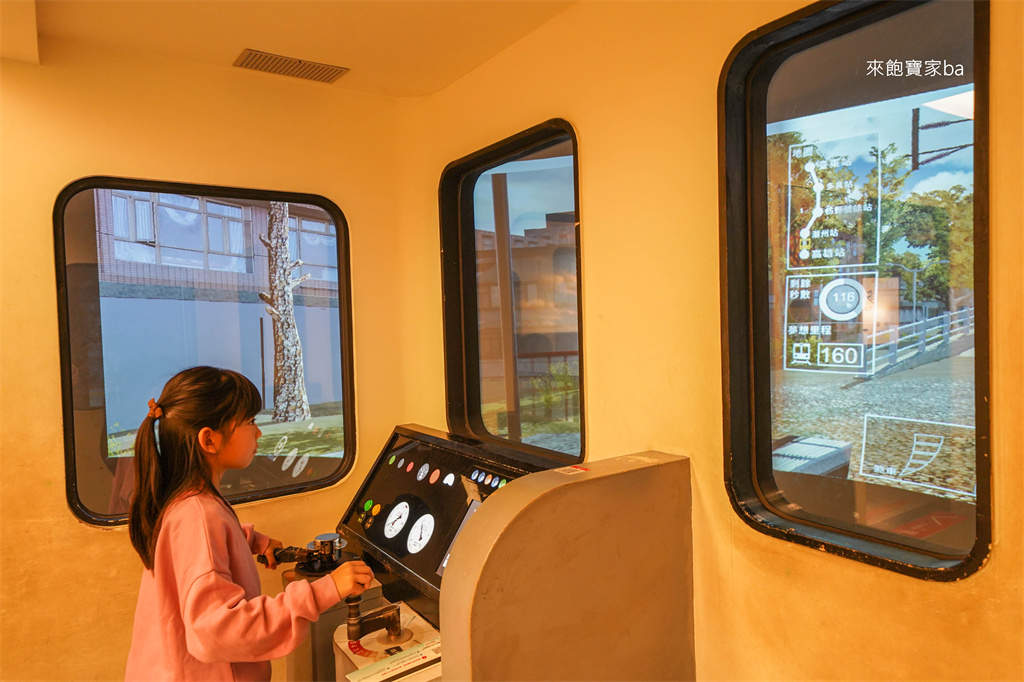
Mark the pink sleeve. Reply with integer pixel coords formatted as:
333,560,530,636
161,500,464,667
181,571,342,663
240,523,271,555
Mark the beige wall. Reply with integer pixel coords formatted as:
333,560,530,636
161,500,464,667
2,1,1022,681
0,34,409,682
394,2,1024,679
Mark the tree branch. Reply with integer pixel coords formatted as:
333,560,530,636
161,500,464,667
264,305,282,321
285,273,312,291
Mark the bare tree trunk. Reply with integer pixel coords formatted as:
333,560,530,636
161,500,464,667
259,202,311,422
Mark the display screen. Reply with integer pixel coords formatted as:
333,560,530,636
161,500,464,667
764,0,977,556
437,500,482,578
57,181,353,522
339,433,525,598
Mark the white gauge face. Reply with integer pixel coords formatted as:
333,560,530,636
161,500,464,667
417,463,430,481
406,514,435,554
384,501,410,539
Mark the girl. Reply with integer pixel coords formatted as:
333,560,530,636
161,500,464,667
125,366,373,682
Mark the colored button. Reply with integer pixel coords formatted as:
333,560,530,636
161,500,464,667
499,479,507,488
443,473,455,486
389,455,395,465
364,500,373,512
372,504,381,516
484,474,493,485
429,469,440,484
397,458,405,468
491,477,499,488
471,470,480,481
406,461,415,472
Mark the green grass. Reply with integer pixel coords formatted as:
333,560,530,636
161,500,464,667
255,411,345,458
105,406,347,459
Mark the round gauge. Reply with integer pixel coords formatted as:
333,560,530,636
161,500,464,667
383,501,411,538
407,514,435,554
819,278,866,322
417,463,430,481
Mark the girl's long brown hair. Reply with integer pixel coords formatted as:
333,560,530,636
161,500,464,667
128,366,262,569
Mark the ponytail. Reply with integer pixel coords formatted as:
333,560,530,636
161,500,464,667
128,415,164,569
127,367,263,569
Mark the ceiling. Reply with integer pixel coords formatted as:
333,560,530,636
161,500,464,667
19,0,575,96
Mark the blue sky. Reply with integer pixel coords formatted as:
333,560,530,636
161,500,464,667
768,84,974,201
473,156,575,236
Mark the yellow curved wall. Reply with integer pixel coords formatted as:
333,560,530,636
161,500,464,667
1,1,1021,680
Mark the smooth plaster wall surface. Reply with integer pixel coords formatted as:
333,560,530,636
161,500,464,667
392,1,1024,680
0,35,408,682
1,1,1022,681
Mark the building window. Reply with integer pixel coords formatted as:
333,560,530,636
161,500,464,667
720,0,989,578
55,178,356,525
440,119,585,464
110,190,254,273
288,214,338,282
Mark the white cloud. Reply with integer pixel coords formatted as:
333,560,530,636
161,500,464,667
907,171,973,197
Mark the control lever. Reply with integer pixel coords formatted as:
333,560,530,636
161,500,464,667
257,532,354,578
346,593,412,645
256,546,311,566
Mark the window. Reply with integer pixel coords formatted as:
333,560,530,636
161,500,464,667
109,190,253,273
440,120,584,465
720,1,989,578
288,213,339,282
55,178,356,524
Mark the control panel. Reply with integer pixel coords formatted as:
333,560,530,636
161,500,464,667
337,426,538,602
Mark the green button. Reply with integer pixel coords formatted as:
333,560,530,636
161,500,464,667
389,455,396,465
364,500,373,511
499,479,507,488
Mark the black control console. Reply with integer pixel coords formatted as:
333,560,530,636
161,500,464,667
337,425,541,624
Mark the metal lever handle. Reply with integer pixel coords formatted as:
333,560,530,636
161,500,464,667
256,546,309,565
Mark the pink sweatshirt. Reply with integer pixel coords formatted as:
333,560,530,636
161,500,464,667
125,492,341,681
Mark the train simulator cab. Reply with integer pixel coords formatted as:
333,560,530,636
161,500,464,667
3,0,1021,681
284,425,693,682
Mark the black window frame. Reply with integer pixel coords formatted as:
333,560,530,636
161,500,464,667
719,0,991,579
54,176,358,526
439,119,585,469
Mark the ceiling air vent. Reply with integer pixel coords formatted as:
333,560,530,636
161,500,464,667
233,49,349,84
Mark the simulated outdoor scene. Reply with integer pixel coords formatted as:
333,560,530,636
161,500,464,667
63,187,347,517
472,140,581,456
766,83,976,551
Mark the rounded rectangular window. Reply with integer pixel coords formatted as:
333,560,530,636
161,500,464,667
55,178,356,524
439,120,584,465
721,1,989,577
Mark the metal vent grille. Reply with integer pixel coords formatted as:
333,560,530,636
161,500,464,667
233,49,349,84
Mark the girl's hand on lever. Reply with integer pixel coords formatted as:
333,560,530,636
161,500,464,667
331,560,374,599
260,539,284,569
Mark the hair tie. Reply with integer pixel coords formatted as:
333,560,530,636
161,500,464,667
147,399,164,420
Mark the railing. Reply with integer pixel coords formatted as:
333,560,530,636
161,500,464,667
864,307,974,372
